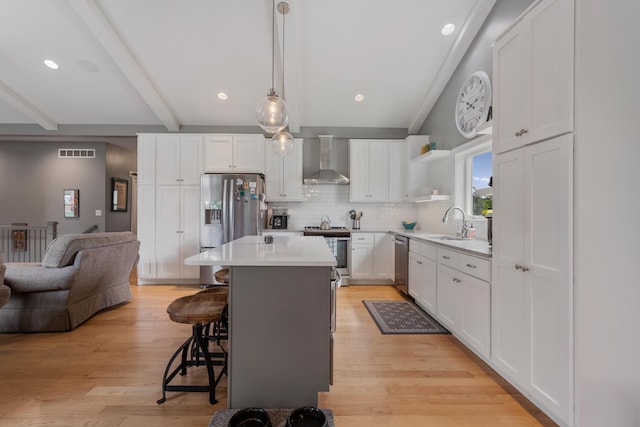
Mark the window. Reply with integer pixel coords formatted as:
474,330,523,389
452,135,492,218
471,151,492,216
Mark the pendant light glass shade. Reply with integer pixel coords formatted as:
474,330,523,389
256,88,289,134
271,129,295,156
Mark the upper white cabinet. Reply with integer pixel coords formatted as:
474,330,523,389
492,134,573,425
156,134,202,186
203,134,266,173
349,140,389,202
388,140,408,201
493,0,574,154
265,138,304,202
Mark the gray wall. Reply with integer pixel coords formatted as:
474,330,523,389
105,143,136,232
418,0,534,148
0,141,107,235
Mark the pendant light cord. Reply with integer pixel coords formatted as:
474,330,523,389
271,0,275,90
281,4,286,100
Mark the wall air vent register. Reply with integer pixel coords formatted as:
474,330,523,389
58,149,96,158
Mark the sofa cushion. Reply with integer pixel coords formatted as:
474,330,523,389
42,232,137,268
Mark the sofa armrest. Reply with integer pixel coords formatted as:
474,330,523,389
4,264,77,293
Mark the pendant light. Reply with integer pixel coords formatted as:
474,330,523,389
271,1,295,156
256,0,289,134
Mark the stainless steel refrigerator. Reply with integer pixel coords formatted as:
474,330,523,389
200,173,267,284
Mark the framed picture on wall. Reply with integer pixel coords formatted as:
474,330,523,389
63,189,79,218
111,178,128,212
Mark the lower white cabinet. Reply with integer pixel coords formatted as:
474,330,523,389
155,185,201,280
350,233,393,281
436,247,491,359
408,240,437,314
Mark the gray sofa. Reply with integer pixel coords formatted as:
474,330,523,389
0,232,140,332
0,263,9,308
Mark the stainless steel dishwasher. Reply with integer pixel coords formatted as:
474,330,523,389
394,235,409,295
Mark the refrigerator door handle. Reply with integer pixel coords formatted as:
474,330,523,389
222,178,230,243
228,179,235,241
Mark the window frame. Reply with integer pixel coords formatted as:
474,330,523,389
451,134,492,219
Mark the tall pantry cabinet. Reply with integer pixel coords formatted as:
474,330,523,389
491,0,574,425
137,134,202,284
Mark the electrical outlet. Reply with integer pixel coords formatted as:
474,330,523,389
95,210,102,216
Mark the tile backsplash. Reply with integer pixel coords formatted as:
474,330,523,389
269,185,489,241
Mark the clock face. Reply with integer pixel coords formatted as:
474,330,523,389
455,71,492,138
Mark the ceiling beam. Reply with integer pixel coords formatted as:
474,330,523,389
68,0,180,132
408,0,496,134
0,79,58,130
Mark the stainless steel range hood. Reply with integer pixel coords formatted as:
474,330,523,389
303,135,350,185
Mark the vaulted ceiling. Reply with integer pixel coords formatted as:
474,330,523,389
0,0,496,135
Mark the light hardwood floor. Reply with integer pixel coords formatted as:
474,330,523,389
0,274,556,426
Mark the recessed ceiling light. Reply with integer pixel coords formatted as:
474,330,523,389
43,59,59,70
354,94,364,102
217,92,228,100
441,24,456,36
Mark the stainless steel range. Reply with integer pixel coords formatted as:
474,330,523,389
303,226,350,282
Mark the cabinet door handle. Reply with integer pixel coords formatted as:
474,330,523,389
442,255,451,260
515,128,529,137
453,278,461,284
417,260,423,265
466,263,477,269
515,264,522,270
521,265,530,272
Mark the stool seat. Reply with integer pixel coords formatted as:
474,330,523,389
214,268,229,284
167,293,226,325
197,287,229,298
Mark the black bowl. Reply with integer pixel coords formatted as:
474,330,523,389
228,408,272,427
286,407,327,427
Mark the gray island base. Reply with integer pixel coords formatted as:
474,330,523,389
184,236,336,409
229,266,331,409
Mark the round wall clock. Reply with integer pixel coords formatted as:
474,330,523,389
455,71,492,138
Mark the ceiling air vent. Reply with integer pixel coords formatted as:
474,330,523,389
58,149,96,158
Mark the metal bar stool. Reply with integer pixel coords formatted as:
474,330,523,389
157,292,228,405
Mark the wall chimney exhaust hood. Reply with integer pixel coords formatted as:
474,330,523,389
304,135,350,185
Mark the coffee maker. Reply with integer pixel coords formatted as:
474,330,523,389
269,207,289,229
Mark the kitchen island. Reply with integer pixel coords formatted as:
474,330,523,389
185,235,336,409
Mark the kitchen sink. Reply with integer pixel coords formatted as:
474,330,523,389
440,236,470,241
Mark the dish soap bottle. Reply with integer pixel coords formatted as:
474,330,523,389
467,223,476,239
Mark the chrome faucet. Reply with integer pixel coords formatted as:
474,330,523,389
442,206,469,238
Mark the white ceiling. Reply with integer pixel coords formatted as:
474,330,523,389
0,0,496,134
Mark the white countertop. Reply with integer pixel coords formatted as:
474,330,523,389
184,235,337,267
395,231,492,258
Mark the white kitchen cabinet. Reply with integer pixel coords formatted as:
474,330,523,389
371,232,394,280
155,185,200,280
203,134,265,173
350,233,393,282
156,134,202,186
492,134,573,425
265,138,303,202
493,0,573,154
137,133,203,284
436,247,491,359
137,134,156,186
408,240,437,314
136,184,156,278
388,140,408,201
350,234,373,280
349,140,389,202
